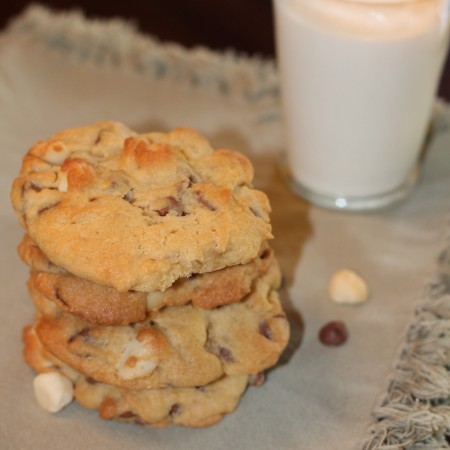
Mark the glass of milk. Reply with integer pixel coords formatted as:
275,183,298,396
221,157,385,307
274,0,450,211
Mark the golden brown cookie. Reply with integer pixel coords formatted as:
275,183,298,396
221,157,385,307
76,373,249,428
145,242,274,311
28,273,148,326
30,262,289,389
27,239,275,325
23,326,249,428
18,234,65,275
11,121,272,293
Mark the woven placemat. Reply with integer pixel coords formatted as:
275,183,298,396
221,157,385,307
363,227,450,449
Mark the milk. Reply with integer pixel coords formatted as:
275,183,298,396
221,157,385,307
274,0,449,208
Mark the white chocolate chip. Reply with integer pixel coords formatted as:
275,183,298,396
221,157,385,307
33,372,74,413
329,269,369,304
117,339,158,380
43,143,70,165
146,292,166,311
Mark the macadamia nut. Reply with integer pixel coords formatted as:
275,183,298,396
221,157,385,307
329,269,369,304
33,372,74,413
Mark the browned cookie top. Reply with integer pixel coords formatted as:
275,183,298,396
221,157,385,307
11,121,272,292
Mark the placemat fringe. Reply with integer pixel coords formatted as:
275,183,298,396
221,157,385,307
6,4,279,103
363,228,450,449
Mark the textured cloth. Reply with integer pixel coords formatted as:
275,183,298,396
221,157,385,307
1,5,450,450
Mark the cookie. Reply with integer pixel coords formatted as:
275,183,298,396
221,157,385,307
28,273,147,326
11,121,273,292
145,242,274,311
23,326,249,428
27,239,275,325
30,261,289,389
77,373,249,428
18,234,65,275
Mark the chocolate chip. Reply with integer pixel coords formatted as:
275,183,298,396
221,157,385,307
133,417,147,426
94,129,106,145
156,206,169,217
195,385,207,392
156,196,186,216
68,327,91,343
187,175,197,188
122,189,135,204
86,377,98,385
318,321,348,346
218,346,235,362
54,288,68,306
169,404,180,415
37,202,61,215
119,411,138,419
249,371,265,386
259,320,273,340
195,192,217,211
30,183,42,192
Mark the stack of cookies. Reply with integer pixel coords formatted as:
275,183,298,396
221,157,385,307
10,121,290,428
